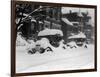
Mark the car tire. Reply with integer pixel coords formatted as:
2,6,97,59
28,50,34,54
39,48,45,54
32,48,37,54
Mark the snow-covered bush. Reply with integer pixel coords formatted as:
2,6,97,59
67,32,88,48
16,32,28,46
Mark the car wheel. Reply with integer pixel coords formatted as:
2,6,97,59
32,48,37,54
45,47,53,52
28,50,34,54
39,48,45,54
84,45,88,48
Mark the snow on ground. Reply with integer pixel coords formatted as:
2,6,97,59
16,44,94,73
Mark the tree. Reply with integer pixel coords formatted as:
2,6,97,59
16,4,47,39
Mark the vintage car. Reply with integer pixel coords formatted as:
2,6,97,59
27,28,64,54
67,32,88,48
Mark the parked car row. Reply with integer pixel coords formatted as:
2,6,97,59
26,29,88,54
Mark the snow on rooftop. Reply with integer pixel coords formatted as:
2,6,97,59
77,12,83,17
31,18,36,22
62,18,73,26
71,22,79,24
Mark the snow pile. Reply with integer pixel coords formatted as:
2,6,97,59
16,33,28,46
67,41,76,46
38,28,63,36
26,39,36,50
35,38,50,49
16,43,94,73
68,32,86,39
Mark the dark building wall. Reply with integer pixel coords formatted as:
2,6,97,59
62,11,93,43
44,7,62,29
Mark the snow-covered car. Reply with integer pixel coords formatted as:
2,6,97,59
38,28,63,48
28,28,64,54
67,32,88,48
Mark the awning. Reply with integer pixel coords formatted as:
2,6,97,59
31,18,43,24
62,18,73,26
71,22,79,24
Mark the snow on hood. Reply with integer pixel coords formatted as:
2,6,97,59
35,38,50,48
68,32,86,39
38,28,63,36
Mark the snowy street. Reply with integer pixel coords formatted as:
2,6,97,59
12,3,97,77
16,44,94,73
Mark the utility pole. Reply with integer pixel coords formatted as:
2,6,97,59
78,8,83,32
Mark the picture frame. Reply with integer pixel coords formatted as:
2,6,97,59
11,0,97,77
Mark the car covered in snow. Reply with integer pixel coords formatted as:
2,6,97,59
27,28,66,54
67,32,88,48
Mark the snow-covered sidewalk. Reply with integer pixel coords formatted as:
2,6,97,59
16,44,94,73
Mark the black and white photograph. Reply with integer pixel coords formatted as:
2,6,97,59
11,1,97,76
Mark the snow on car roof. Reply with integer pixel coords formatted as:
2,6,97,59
68,32,86,39
38,28,63,36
